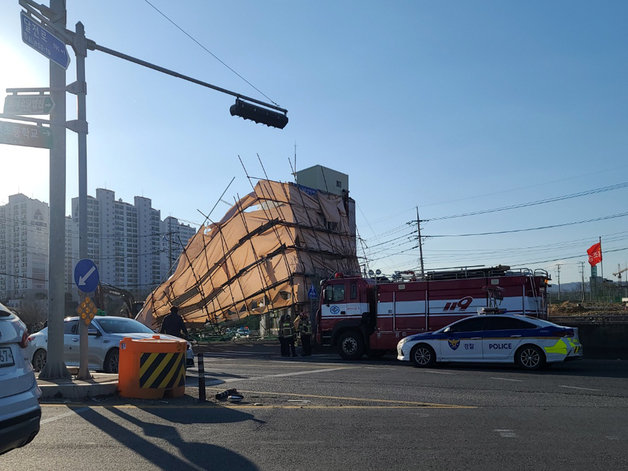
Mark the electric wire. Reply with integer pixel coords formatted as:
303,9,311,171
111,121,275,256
428,211,628,238
424,181,628,221
142,0,279,106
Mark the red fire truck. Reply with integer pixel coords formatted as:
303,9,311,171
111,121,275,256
316,265,550,360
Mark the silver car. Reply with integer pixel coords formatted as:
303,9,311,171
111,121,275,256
26,316,194,373
0,301,41,455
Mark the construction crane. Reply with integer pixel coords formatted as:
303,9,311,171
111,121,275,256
613,265,628,281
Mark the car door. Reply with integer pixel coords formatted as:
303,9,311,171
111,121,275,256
86,322,106,369
63,319,80,366
439,317,485,361
482,317,538,361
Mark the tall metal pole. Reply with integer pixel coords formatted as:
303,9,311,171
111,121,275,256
416,207,425,279
39,0,69,380
599,236,603,279
73,21,91,380
579,261,585,302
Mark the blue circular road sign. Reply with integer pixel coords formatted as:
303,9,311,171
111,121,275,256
74,259,100,293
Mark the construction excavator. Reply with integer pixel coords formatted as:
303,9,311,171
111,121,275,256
94,283,144,318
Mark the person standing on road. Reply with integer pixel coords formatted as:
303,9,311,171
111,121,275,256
160,305,189,339
298,311,312,356
278,312,297,357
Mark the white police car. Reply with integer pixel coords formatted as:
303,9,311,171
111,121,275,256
397,313,583,370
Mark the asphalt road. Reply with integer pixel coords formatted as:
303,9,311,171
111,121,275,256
4,343,628,470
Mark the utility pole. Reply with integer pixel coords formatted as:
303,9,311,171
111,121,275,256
39,0,69,380
169,231,173,276
416,206,425,279
72,21,91,380
579,261,585,302
556,264,561,301
599,236,604,279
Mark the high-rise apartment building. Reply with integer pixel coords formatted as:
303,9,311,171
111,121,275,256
160,216,197,280
71,189,196,298
0,194,49,299
0,191,196,303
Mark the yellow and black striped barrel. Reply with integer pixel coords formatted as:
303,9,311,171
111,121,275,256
139,351,185,389
118,335,187,399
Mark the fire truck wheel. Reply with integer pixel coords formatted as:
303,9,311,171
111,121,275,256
411,344,436,367
338,331,365,360
515,344,545,371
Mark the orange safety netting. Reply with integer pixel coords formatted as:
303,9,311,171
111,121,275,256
136,179,360,329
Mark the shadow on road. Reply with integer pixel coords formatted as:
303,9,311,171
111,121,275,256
76,404,260,470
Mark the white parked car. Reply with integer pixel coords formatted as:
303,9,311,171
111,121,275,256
0,301,41,455
25,316,194,374
397,313,583,370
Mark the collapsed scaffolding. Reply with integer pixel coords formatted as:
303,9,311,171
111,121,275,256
136,174,360,331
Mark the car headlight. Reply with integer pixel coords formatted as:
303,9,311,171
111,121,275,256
398,337,411,348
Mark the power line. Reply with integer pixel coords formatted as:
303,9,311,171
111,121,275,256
424,181,628,221
142,0,278,106
429,211,628,238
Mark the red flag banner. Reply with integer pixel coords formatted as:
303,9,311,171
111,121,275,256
587,242,602,266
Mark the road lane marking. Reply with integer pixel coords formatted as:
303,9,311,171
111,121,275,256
494,429,517,438
419,369,453,375
559,385,601,392
40,406,89,424
208,366,355,383
42,387,475,410
490,377,523,382
42,403,466,410
220,388,475,408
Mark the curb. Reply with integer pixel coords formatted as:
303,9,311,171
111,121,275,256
38,375,119,401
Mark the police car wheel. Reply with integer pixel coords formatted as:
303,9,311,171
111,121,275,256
411,344,436,368
516,345,545,371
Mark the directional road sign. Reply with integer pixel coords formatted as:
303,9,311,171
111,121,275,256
308,284,318,300
74,259,100,293
0,120,52,149
20,11,70,70
4,94,54,115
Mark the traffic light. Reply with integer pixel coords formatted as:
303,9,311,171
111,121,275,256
230,99,289,129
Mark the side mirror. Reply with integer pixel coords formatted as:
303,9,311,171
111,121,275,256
88,328,101,337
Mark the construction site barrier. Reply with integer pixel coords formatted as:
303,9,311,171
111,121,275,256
118,335,187,399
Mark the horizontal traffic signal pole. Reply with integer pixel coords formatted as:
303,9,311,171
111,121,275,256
90,42,288,128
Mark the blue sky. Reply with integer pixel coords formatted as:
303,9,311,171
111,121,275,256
1,1,627,285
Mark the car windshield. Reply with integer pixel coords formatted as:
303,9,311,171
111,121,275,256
96,317,154,334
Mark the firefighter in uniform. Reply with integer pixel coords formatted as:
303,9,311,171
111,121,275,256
278,312,297,357
298,311,312,356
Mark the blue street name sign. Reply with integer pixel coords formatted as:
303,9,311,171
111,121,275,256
74,259,100,293
20,12,70,70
